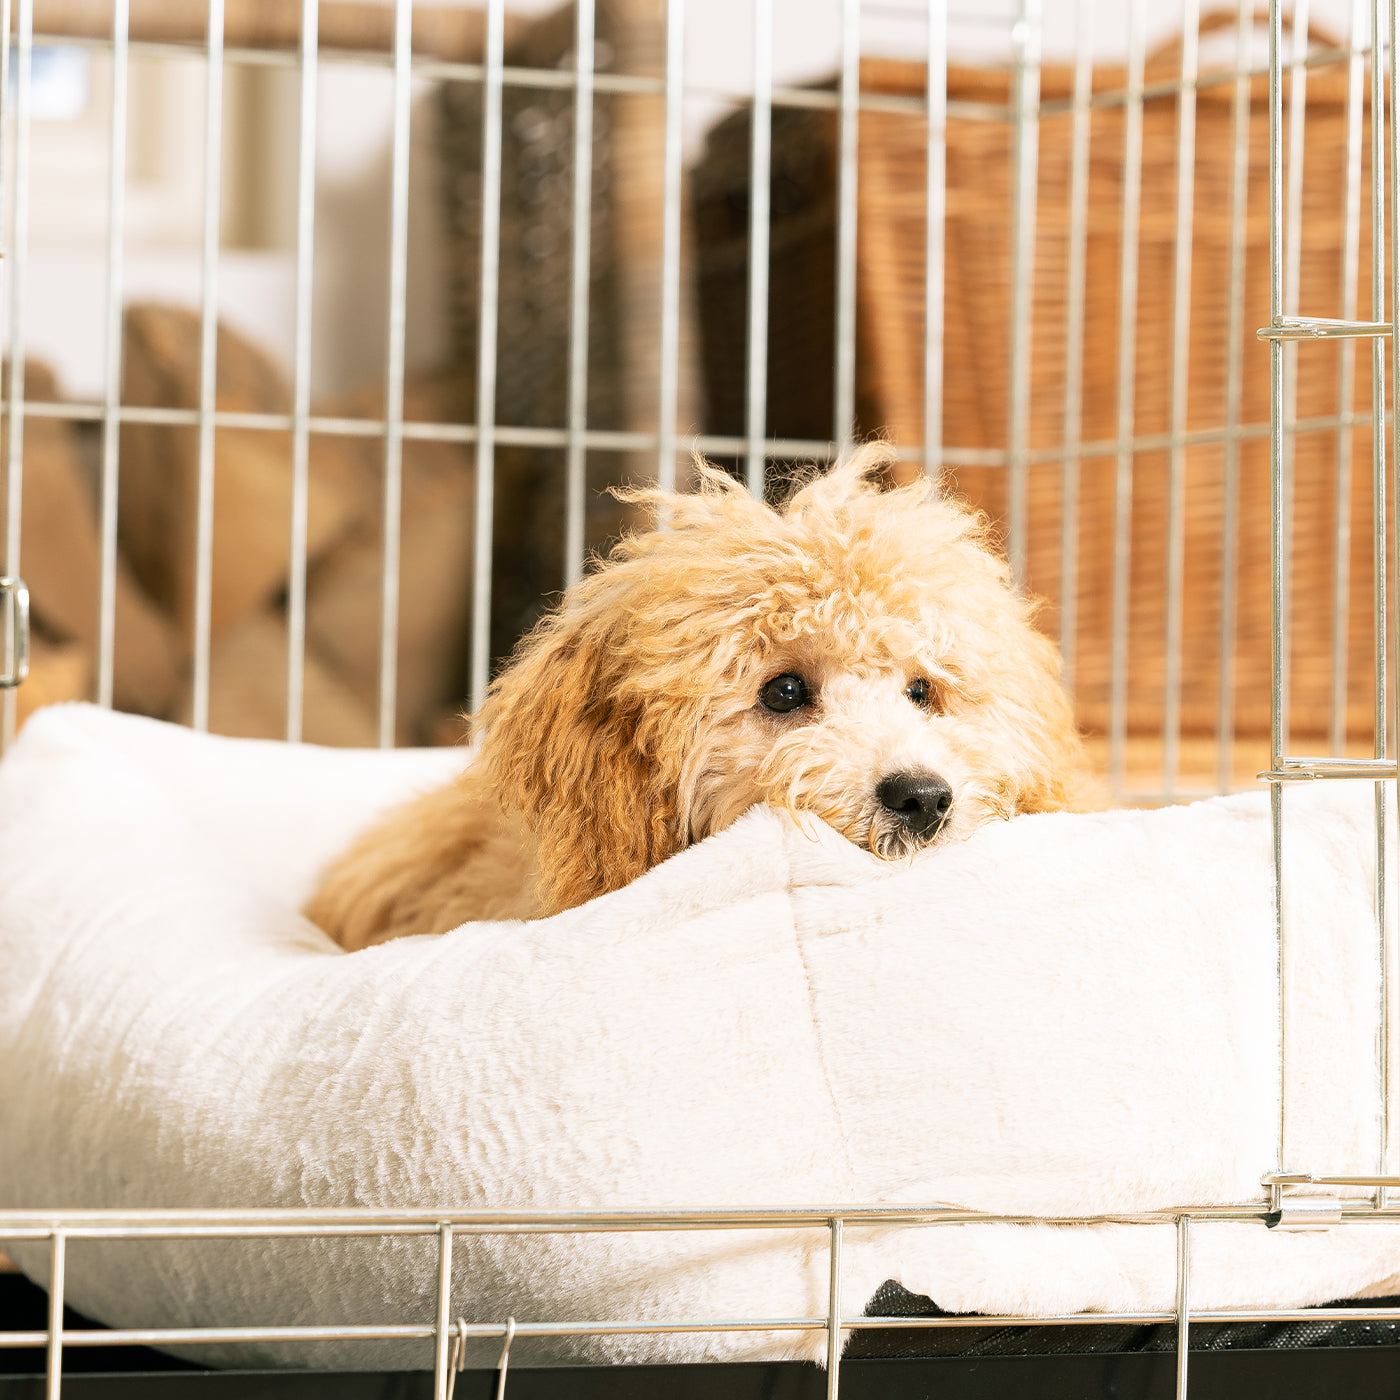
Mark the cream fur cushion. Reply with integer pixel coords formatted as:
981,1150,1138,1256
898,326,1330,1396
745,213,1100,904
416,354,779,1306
2,703,1400,1371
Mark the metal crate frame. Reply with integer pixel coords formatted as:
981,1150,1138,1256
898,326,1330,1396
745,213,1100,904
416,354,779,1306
4,1,1400,1398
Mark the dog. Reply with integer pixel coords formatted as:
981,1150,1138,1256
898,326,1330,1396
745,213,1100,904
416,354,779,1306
307,447,1087,950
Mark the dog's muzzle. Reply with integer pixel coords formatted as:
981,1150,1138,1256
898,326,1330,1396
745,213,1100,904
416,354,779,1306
876,771,953,841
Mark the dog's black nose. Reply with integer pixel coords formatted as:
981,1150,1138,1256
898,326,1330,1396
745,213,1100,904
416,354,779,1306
877,772,953,839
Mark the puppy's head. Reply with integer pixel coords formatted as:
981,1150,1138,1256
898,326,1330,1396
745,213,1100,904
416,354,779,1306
479,446,1085,913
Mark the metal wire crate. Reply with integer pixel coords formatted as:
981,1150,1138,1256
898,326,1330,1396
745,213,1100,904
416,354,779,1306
4,0,1400,1397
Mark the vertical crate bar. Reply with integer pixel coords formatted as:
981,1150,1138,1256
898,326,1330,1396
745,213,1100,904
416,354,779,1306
1330,0,1368,759
1384,0,1399,1192
378,0,413,748
1175,1214,1191,1400
96,0,130,710
433,1222,454,1400
564,0,595,588
1373,0,1391,1200
1006,0,1041,586
285,0,319,743
191,0,226,734
470,0,507,716
1363,0,1388,1198
825,1216,843,1400
923,0,946,481
745,0,773,497
1109,0,1148,796
1162,0,1199,799
1278,0,1311,764
833,0,859,452
1,0,32,754
1268,0,1287,1176
45,1229,64,1400
1058,0,1093,688
656,0,686,493
1216,1,1253,794
0,0,9,258
0,0,8,729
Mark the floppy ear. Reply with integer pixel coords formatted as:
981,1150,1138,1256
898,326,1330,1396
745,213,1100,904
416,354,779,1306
1017,658,1086,813
982,621,1088,816
478,603,689,915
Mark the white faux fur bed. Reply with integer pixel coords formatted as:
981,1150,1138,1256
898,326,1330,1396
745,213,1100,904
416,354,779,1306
3,702,1400,1371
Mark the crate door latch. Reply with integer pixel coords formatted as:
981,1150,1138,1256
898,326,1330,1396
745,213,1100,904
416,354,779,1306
0,576,29,688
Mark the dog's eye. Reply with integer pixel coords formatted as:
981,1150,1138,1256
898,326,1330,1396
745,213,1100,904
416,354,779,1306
906,677,932,708
760,673,809,713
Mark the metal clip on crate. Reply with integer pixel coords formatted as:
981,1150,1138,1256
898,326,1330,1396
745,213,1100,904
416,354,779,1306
1267,1198,1345,1232
0,577,28,689
1265,1174,1345,1232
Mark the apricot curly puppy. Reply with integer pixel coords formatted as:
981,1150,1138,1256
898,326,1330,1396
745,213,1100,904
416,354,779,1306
308,447,1087,949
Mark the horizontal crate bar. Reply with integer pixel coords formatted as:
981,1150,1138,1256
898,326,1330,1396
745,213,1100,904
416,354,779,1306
0,1318,825,1350
12,399,1382,475
1040,43,1363,117
1012,410,1386,469
0,1207,1245,1235
30,30,980,123
1268,1171,1400,1187
9,401,839,462
13,1300,1400,1357
35,27,1361,129
0,1324,437,1349
854,1304,1400,1327
1260,758,1400,781
1258,316,1394,341
15,1197,1400,1239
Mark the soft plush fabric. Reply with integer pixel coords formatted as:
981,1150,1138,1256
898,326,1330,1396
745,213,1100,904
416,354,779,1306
2,703,1400,1371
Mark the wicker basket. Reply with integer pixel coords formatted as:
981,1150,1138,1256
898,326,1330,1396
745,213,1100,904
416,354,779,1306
696,21,1386,743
